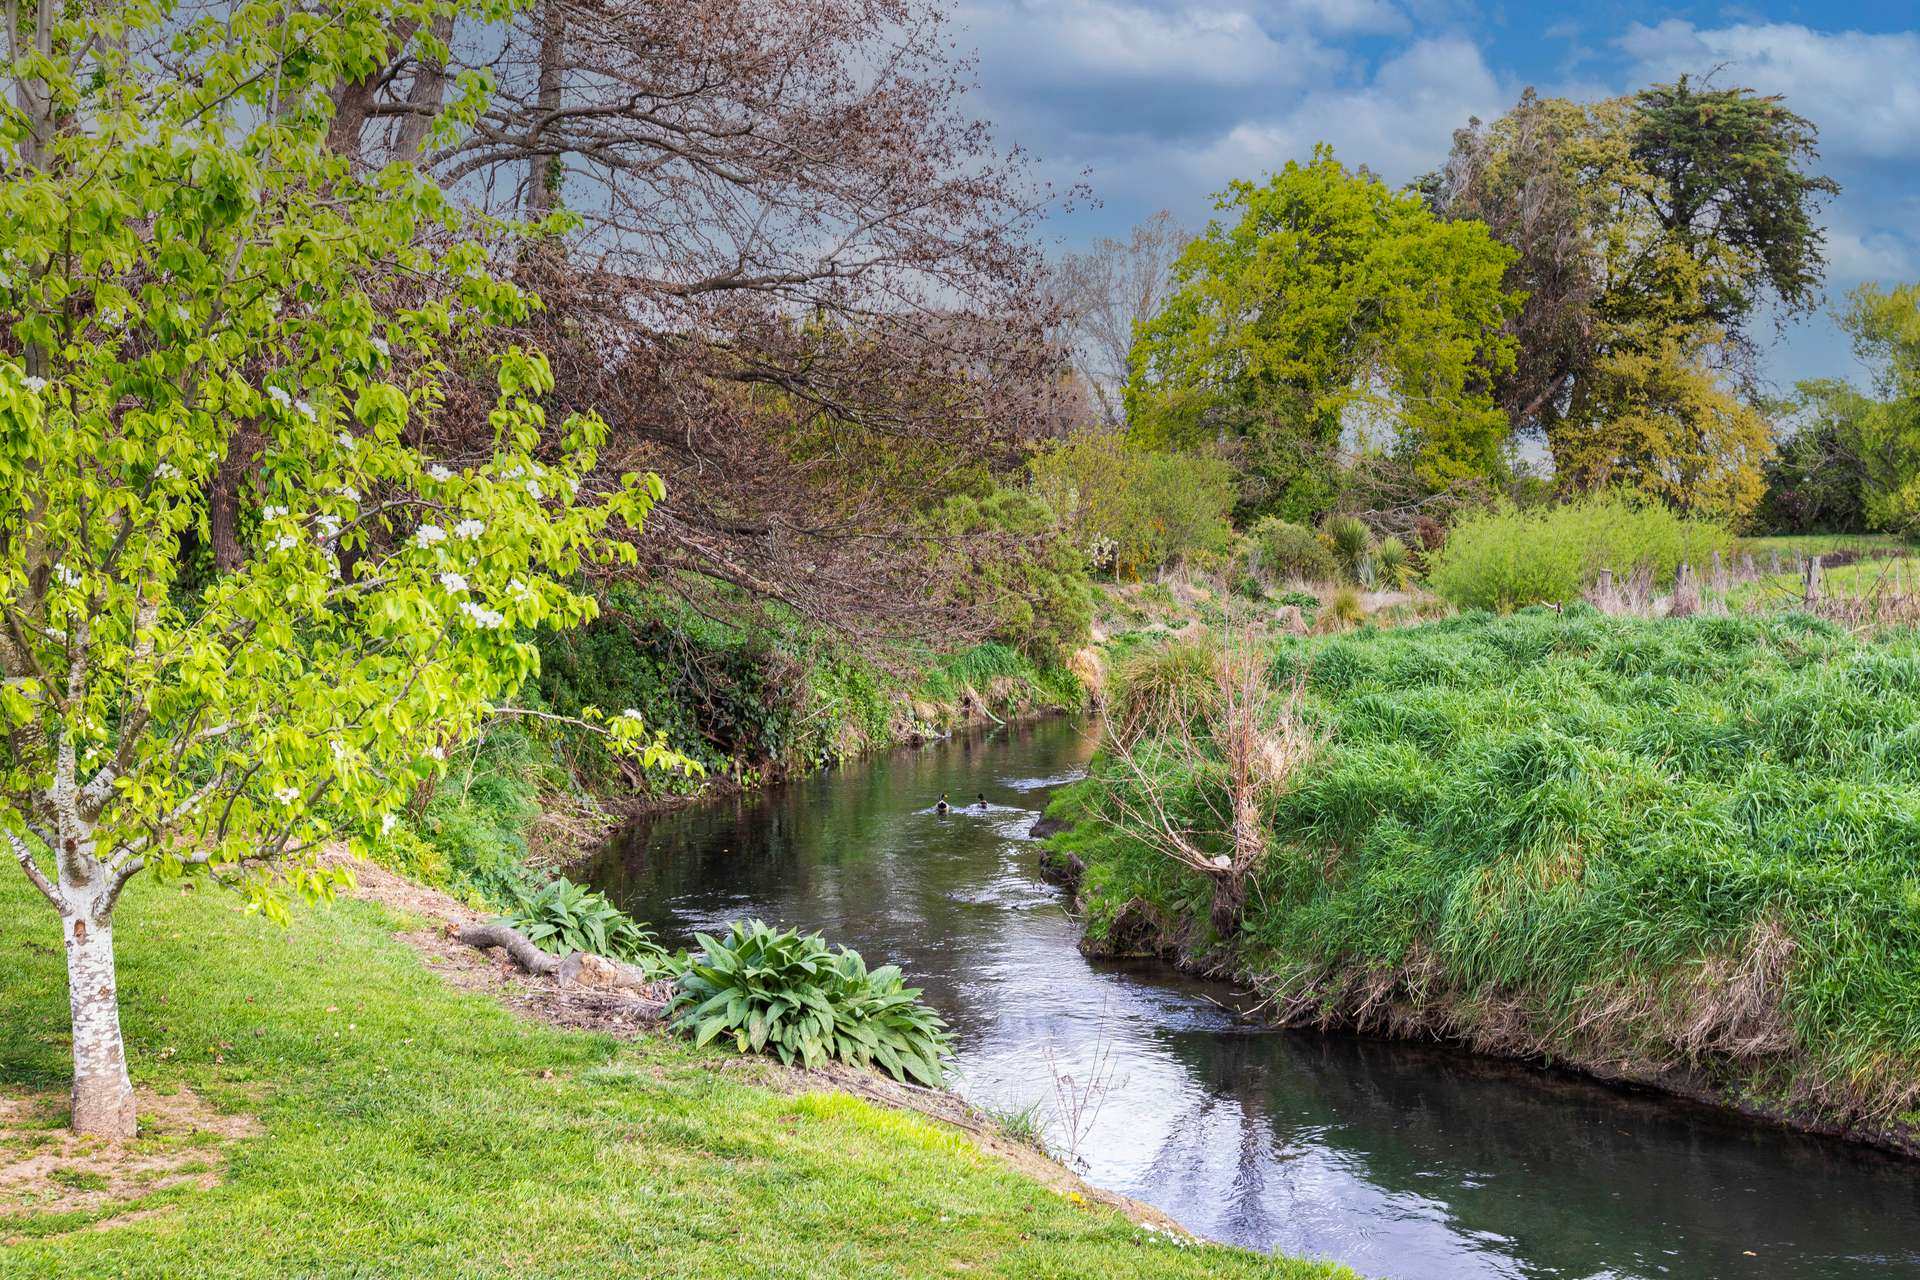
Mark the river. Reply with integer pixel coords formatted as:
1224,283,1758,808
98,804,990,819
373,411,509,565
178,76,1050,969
577,716,1920,1279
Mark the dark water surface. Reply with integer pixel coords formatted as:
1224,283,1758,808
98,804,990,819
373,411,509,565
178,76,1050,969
578,717,1920,1279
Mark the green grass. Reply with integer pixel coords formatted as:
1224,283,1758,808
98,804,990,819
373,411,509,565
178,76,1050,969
1055,609,1920,1134
1735,532,1907,560
1724,554,1920,612
0,870,1345,1278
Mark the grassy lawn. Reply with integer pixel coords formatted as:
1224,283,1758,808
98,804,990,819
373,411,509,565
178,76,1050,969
1724,554,1920,612
1735,532,1909,560
0,869,1349,1278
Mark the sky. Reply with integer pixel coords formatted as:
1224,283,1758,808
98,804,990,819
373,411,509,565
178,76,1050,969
957,0,1920,391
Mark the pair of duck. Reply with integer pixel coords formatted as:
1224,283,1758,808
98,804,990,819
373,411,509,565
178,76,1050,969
935,792,988,814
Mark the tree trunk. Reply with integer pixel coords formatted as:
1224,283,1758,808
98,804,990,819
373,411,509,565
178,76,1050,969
65,910,136,1138
524,0,566,220
207,450,244,574
394,12,455,158
1209,872,1245,937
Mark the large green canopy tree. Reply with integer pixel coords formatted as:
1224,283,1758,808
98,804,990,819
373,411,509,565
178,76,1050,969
0,0,680,1137
1124,148,1520,520
1432,79,1837,518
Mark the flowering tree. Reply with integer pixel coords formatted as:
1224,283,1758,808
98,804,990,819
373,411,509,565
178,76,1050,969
0,0,678,1136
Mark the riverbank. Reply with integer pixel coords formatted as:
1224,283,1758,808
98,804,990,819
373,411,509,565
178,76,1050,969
1041,608,1920,1160
0,856,1350,1277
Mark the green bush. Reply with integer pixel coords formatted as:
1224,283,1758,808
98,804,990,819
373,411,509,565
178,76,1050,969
933,486,1092,657
670,920,952,1086
536,588,891,784
1245,517,1336,583
1029,433,1234,577
1109,640,1219,740
1323,515,1374,584
499,876,668,967
1375,537,1409,588
1428,493,1732,611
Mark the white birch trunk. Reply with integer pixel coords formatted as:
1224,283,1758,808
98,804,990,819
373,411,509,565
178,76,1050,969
62,890,136,1138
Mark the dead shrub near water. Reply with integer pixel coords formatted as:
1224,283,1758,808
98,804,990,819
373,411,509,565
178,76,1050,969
1098,635,1318,934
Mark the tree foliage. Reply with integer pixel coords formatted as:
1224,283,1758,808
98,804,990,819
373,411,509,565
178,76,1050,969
1432,79,1837,519
1839,283,1920,534
0,0,685,1137
1125,148,1520,516
1027,433,1235,578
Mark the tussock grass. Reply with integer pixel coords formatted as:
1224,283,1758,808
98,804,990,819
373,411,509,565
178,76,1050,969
1057,608,1920,1134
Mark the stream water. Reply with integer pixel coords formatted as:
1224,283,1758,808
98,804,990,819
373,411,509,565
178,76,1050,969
578,717,1920,1279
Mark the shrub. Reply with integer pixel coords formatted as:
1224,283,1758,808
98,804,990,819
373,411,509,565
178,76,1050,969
1245,517,1336,583
1323,515,1375,583
1428,493,1732,611
933,486,1093,657
1375,536,1409,588
499,875,668,967
1323,585,1365,630
670,920,952,1086
1029,433,1234,577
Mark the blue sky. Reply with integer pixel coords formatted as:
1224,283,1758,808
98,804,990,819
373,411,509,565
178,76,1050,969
959,0,1920,389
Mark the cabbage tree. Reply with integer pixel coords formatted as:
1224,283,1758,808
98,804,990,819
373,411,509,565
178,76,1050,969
0,0,675,1136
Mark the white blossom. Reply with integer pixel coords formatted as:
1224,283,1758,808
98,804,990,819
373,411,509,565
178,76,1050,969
437,571,469,594
266,385,292,409
381,813,398,835
267,533,300,554
339,486,360,504
425,745,446,761
153,462,179,480
413,524,447,548
314,514,343,543
526,480,543,501
273,786,299,805
427,464,453,483
52,562,82,587
262,504,288,521
334,430,353,449
458,601,505,629
507,577,533,599
453,519,485,540
370,335,390,358
23,375,47,393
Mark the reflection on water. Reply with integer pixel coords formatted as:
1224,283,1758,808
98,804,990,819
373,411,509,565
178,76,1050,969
578,717,1920,1279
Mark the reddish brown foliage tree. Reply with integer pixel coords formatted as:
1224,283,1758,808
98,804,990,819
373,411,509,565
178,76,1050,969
328,0,1083,648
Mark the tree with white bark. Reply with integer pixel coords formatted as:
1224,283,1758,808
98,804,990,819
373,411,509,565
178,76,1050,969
0,0,679,1137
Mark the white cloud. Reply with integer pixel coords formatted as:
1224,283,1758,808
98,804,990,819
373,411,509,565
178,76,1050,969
963,1,1338,89
1188,37,1504,186
1618,21,1920,163
1275,0,1406,36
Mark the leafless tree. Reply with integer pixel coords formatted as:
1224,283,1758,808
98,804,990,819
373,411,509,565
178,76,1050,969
315,0,1085,648
1053,211,1192,429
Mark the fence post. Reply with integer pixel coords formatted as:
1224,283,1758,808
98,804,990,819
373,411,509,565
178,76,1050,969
1741,553,1756,579
1710,549,1726,592
1769,550,1782,575
1804,555,1823,608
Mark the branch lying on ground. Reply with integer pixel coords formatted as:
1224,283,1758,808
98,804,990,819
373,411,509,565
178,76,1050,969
452,922,666,1008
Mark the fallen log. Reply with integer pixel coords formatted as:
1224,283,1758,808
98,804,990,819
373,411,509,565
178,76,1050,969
453,924,666,997
454,922,568,977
